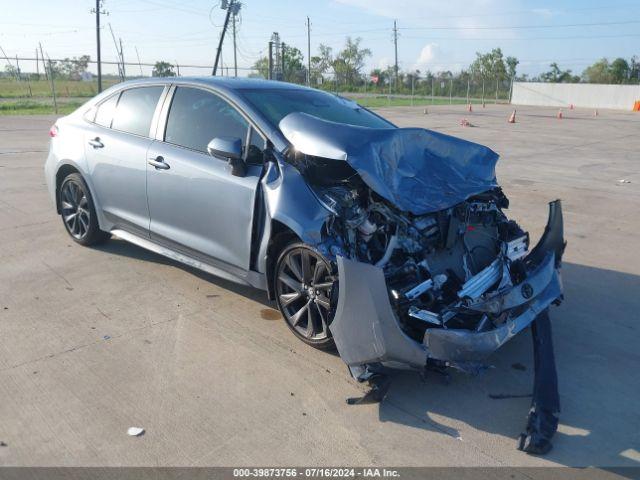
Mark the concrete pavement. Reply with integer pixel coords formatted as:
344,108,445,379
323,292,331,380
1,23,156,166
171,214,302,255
0,105,638,466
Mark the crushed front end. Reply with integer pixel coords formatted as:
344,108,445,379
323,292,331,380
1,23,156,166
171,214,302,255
321,187,565,455
278,113,566,454
315,185,565,373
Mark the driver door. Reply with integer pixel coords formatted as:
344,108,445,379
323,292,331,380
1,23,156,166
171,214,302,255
146,85,263,272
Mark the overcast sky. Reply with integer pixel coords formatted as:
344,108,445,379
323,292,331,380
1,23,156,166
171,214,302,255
1,0,639,77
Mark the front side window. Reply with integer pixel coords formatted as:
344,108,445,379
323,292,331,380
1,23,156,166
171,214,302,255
164,87,249,153
111,86,164,137
94,93,120,128
246,127,266,165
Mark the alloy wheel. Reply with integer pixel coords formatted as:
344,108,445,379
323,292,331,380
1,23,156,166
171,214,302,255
276,247,335,341
61,180,90,240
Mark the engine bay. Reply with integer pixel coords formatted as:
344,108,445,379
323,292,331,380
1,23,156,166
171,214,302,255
300,160,531,343
282,118,564,455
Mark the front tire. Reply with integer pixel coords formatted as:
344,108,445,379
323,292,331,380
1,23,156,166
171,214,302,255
274,242,336,350
59,173,110,246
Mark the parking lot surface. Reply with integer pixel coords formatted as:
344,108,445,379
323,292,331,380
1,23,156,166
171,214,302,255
0,104,638,466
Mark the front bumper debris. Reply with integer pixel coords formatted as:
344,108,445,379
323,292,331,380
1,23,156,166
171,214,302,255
330,200,565,456
424,252,561,364
330,200,565,370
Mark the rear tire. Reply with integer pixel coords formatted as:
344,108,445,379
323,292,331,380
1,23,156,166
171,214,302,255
59,173,110,246
274,241,336,350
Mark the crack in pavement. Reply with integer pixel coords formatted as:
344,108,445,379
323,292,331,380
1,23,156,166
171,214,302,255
0,316,183,373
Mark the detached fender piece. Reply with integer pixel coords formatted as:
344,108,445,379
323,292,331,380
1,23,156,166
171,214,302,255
528,199,565,268
329,256,428,369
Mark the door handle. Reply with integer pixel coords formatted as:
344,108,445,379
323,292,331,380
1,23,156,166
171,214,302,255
148,156,170,170
88,137,104,148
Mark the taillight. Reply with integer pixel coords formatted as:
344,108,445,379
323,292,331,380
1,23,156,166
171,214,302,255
49,125,58,137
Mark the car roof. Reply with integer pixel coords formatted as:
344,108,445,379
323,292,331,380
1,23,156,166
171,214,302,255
115,76,312,93
86,77,390,153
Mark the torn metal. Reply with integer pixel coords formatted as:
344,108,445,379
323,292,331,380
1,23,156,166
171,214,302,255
279,112,500,215
329,203,563,369
277,113,565,454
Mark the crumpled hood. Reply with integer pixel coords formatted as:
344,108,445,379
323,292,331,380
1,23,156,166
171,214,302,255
279,112,500,215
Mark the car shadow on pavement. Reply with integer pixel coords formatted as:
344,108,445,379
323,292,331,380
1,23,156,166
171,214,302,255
375,262,640,467
91,240,640,466
93,237,274,308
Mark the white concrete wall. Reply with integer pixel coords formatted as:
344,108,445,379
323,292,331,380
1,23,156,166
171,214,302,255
511,82,640,110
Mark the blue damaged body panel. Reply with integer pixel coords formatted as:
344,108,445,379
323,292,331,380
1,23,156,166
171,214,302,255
279,112,499,215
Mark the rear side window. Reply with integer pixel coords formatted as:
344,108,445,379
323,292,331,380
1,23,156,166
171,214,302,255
165,87,249,153
94,93,119,127
111,86,164,137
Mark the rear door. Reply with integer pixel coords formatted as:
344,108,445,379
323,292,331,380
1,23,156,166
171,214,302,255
146,85,265,271
84,85,166,236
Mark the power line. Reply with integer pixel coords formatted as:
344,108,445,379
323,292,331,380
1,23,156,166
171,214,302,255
400,33,640,41
399,19,640,31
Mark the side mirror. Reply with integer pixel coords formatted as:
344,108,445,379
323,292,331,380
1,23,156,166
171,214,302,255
207,137,246,177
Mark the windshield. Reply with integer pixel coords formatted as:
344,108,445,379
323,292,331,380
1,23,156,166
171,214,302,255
239,88,393,130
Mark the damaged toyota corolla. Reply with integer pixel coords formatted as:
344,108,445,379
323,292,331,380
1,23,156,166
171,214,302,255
45,78,565,455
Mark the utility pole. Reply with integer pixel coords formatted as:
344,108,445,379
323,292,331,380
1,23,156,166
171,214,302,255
119,38,126,79
431,76,434,105
213,0,241,76
281,42,286,80
270,32,281,80
35,48,39,77
232,13,237,77
268,41,273,80
135,46,143,76
509,75,514,103
306,16,311,86
108,24,122,80
0,45,17,81
91,0,107,92
39,43,48,81
46,54,58,114
392,20,399,91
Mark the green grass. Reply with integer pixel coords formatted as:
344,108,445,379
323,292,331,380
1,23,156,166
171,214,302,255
344,95,471,108
0,100,83,115
0,78,120,99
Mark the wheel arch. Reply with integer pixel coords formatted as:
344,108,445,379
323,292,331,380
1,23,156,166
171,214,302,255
265,220,301,300
54,164,106,232
55,164,82,213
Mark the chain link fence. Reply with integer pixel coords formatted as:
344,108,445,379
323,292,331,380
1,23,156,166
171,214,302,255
0,55,513,115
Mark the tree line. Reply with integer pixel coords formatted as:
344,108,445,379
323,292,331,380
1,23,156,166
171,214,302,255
3,42,638,94
247,38,640,96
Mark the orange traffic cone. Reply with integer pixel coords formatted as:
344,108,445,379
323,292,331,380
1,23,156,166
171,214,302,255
508,110,516,123
557,109,563,119
467,103,473,112
569,103,574,110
